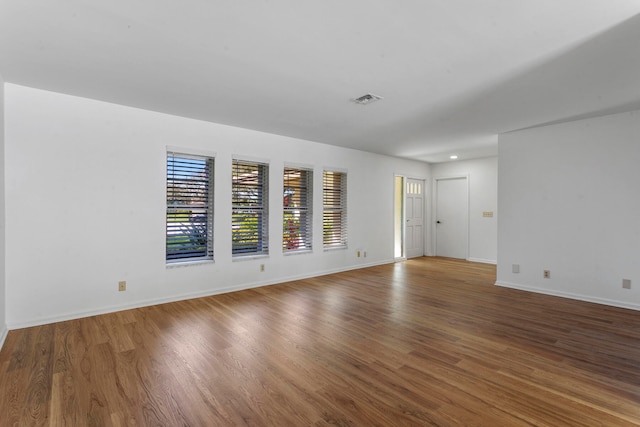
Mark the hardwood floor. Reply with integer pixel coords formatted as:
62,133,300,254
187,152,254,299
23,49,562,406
1,257,639,426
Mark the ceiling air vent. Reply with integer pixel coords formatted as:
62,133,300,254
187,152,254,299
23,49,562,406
351,93,383,105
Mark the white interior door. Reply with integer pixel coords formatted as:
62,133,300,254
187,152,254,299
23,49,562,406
405,178,424,258
435,177,468,259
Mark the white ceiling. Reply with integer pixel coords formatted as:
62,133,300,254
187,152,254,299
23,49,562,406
1,1,639,163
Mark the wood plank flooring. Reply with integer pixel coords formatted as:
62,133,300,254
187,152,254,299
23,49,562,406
1,257,639,426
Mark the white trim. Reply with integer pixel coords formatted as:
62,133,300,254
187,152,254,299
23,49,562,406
166,145,217,158
6,259,397,330
232,154,271,165
232,253,269,262
322,166,348,174
283,249,313,256
166,259,215,268
468,257,497,265
323,245,347,252
495,281,640,312
432,175,470,260
284,161,314,171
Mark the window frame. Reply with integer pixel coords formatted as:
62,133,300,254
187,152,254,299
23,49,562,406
166,151,215,264
232,159,269,257
322,170,347,249
283,166,313,254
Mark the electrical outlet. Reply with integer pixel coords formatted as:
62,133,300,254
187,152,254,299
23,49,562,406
260,264,265,272
512,264,520,274
357,250,361,257
118,281,126,292
363,251,367,258
623,279,631,289
543,270,550,279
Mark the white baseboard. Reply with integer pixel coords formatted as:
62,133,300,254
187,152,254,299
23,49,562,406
7,259,396,330
468,257,497,265
0,325,8,351
495,280,640,312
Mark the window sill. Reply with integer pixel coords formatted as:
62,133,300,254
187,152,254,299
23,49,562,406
283,249,313,256
166,259,214,269
232,254,269,262
323,245,347,252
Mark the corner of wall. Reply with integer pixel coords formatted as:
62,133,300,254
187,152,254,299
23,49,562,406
0,327,7,352
0,75,6,350
497,110,640,310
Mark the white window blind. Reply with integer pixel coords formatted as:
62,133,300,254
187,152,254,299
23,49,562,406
323,171,347,248
166,153,214,262
232,160,269,256
283,167,312,252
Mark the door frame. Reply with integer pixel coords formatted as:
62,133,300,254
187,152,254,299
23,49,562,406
432,175,470,260
394,174,427,260
393,175,406,260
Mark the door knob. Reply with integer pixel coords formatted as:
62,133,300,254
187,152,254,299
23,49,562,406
436,220,442,224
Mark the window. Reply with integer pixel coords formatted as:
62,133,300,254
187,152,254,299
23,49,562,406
283,167,312,253
323,170,347,248
232,160,269,256
166,152,214,262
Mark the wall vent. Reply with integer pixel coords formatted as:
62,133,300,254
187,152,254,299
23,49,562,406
351,93,383,105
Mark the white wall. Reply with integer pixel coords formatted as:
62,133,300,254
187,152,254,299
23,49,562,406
4,84,430,328
497,109,640,310
0,78,7,347
430,157,497,263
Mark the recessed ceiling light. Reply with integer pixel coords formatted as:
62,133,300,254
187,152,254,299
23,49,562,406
351,93,383,105
450,155,458,160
